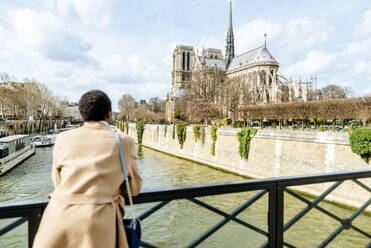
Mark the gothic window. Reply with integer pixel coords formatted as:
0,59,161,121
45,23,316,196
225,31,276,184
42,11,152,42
187,52,190,70
182,52,185,70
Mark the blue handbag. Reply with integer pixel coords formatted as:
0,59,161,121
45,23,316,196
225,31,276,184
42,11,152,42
115,131,142,248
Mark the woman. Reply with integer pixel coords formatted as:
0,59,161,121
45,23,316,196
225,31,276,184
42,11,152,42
33,90,142,248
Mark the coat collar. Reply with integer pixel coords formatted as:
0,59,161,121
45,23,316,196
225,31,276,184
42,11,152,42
83,121,111,130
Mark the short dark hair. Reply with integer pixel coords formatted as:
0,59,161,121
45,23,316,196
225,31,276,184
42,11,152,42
78,90,112,121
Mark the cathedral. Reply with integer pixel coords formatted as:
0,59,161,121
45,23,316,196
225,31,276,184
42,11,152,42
165,1,312,122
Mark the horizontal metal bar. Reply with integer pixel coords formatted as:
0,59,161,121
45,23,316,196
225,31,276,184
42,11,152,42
134,169,371,204
1,169,370,210
0,217,27,237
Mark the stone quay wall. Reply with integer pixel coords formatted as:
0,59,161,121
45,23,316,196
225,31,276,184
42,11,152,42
0,119,65,135
126,124,371,211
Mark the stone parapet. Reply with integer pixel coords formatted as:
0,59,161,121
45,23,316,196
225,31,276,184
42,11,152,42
126,124,370,211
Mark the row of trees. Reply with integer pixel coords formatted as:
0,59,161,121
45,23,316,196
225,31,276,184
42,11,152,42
118,94,166,122
176,67,360,124
0,73,67,119
242,97,371,130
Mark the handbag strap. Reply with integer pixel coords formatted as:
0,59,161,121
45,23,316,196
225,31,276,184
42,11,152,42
114,130,135,219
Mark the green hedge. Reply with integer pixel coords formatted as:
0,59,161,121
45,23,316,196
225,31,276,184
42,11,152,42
136,120,146,144
237,128,257,159
349,128,371,163
176,121,188,148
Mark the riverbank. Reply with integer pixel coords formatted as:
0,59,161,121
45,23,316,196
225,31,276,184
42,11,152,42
126,124,371,211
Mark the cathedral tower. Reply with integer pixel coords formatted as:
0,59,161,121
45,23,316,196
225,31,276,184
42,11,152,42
225,0,235,69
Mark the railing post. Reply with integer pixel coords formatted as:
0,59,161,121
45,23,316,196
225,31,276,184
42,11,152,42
28,209,42,248
268,184,284,248
276,185,284,248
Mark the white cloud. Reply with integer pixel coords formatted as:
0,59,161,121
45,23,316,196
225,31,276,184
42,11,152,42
57,0,117,28
235,19,282,53
342,37,371,56
357,9,371,34
282,50,337,76
9,8,93,63
348,61,371,80
235,17,331,56
281,17,331,51
361,88,371,96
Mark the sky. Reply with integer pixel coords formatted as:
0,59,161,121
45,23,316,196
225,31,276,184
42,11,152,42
0,0,370,111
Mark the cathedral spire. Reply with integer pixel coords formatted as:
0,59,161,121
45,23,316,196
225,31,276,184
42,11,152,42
225,0,235,69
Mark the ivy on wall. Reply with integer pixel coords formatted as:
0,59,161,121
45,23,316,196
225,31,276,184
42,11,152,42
237,128,257,160
136,120,146,144
211,125,218,156
176,121,188,148
349,128,371,163
348,123,354,134
164,125,168,137
193,124,201,141
125,122,129,135
172,125,176,139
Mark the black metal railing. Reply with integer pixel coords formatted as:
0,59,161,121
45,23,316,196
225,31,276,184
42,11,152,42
1,169,370,247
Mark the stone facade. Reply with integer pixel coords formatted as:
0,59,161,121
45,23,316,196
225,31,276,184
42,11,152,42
165,1,313,121
126,124,371,211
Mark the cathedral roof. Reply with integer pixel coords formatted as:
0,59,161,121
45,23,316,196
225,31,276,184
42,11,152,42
227,45,278,72
204,58,226,71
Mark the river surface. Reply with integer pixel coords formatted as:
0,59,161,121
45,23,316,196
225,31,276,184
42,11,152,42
0,146,370,247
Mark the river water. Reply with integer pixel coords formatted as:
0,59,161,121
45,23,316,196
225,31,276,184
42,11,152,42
0,146,370,247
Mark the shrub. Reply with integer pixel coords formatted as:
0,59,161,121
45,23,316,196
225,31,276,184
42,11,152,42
349,128,371,163
320,124,324,132
136,120,145,144
237,128,257,159
348,123,354,134
176,121,188,148
193,124,201,141
174,110,183,120
211,125,218,156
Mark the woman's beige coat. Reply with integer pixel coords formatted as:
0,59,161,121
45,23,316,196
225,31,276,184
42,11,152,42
33,122,142,248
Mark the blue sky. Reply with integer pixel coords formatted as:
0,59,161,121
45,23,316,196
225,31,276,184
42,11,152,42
0,0,370,110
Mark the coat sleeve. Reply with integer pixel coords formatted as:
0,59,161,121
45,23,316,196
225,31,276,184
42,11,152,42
51,137,62,188
121,136,142,197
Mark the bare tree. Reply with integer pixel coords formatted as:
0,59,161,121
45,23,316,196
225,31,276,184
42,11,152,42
118,94,137,120
185,66,224,123
321,84,350,99
148,97,161,113
222,76,243,123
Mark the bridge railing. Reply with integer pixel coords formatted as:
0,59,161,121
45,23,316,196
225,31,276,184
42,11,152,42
0,169,370,248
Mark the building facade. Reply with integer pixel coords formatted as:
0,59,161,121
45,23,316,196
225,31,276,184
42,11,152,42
166,1,312,121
